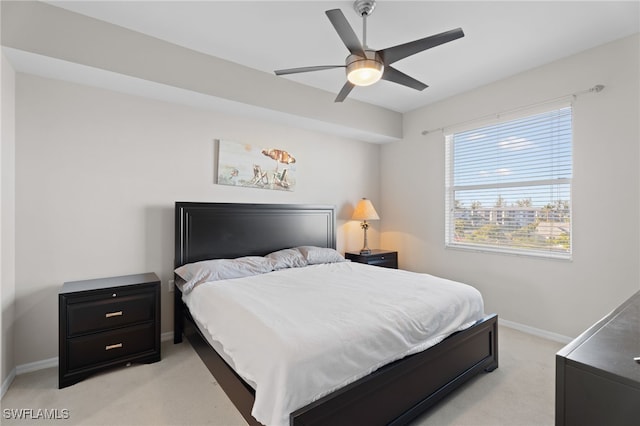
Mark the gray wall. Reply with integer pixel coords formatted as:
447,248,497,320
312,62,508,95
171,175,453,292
381,34,640,339
12,74,381,366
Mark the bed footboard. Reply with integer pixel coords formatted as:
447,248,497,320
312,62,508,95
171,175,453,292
291,314,498,426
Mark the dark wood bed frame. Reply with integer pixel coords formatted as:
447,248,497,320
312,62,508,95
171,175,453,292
173,202,498,426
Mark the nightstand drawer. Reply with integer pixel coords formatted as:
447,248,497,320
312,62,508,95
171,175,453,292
67,292,155,336
366,252,397,267
67,323,156,371
345,250,398,269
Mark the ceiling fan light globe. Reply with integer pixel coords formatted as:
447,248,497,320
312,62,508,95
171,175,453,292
347,59,384,86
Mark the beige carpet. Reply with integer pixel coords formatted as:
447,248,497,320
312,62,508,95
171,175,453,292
1,325,564,426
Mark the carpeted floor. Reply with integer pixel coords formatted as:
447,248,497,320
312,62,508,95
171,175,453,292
1,325,564,426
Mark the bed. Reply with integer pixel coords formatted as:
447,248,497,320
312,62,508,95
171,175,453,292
173,202,498,426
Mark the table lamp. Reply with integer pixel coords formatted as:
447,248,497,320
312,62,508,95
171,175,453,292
352,198,380,255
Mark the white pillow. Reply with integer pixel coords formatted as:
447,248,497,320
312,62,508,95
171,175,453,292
175,256,274,293
296,246,346,265
265,248,308,270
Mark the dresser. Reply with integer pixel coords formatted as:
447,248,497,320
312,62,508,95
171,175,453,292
345,250,398,269
555,290,640,426
59,273,161,388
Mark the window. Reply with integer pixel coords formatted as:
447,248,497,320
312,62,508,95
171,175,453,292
445,106,572,259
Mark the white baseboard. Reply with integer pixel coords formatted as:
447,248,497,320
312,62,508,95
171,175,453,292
1,368,16,400
16,357,58,375
161,331,173,342
499,318,573,344
2,359,57,399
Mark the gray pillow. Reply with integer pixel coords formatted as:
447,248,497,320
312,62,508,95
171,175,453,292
265,248,308,270
175,256,274,293
295,246,346,265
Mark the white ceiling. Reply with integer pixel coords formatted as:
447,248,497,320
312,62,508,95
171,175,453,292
44,1,640,113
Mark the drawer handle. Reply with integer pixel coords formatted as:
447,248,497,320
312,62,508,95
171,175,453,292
105,343,123,351
105,311,123,318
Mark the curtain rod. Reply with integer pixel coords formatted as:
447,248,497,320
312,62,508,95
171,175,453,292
420,84,604,136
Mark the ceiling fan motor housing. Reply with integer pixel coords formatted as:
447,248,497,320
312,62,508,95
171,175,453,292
346,50,384,86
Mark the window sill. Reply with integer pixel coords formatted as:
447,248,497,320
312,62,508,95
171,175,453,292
445,242,572,261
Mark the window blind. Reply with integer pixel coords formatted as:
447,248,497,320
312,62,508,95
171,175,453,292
445,106,572,258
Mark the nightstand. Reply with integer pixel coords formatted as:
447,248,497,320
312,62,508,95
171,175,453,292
345,250,398,269
59,273,161,388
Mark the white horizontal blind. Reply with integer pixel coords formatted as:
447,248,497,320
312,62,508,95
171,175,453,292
445,106,572,258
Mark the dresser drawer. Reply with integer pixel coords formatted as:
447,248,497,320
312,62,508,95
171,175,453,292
66,323,156,371
67,292,155,336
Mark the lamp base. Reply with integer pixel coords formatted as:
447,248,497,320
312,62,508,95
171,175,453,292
359,220,372,255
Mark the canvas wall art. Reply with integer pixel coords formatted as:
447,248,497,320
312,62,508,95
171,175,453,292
217,139,296,191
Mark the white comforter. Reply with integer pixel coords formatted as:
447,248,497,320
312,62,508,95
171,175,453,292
183,261,484,426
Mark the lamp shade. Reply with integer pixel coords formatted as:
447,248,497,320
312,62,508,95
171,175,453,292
352,198,380,221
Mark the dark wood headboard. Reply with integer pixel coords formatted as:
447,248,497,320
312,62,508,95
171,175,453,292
174,202,336,268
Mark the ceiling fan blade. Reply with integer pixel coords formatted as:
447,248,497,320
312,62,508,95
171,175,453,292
378,28,464,65
274,65,345,76
334,81,355,102
382,66,428,91
325,9,365,57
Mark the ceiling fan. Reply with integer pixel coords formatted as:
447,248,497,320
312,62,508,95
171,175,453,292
274,0,465,103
